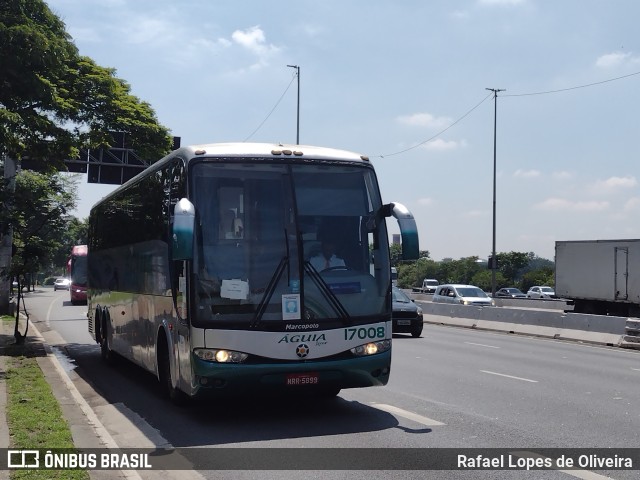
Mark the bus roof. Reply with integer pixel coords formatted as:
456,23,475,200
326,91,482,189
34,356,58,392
176,142,370,163
91,143,373,213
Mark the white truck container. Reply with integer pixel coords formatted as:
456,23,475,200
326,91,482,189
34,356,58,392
555,239,640,317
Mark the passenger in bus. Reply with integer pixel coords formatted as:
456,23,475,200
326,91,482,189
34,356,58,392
309,236,346,271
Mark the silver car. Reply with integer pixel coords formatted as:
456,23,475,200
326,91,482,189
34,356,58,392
432,284,495,306
526,286,555,299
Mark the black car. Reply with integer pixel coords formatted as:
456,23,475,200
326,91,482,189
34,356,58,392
495,287,527,298
392,287,423,338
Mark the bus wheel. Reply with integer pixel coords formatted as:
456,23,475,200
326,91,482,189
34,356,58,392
100,318,114,364
158,340,187,405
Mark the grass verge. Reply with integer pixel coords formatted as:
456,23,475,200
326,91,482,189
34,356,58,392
2,316,89,479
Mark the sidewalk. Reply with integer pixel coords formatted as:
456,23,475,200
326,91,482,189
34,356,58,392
0,314,132,479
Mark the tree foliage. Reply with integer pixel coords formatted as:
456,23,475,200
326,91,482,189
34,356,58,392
389,242,429,267
396,249,555,291
5,170,76,280
0,0,172,169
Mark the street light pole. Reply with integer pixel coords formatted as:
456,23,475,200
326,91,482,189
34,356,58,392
287,64,300,144
486,87,505,297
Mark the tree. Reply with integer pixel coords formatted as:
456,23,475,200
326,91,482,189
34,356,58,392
0,0,172,170
472,269,506,292
521,267,555,292
1,0,173,314
495,251,533,285
3,169,76,341
389,243,429,267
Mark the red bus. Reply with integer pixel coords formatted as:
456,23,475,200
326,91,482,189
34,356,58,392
68,245,88,305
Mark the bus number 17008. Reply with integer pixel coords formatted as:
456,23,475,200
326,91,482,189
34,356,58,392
344,326,386,341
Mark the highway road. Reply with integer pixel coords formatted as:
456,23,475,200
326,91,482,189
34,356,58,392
20,287,640,479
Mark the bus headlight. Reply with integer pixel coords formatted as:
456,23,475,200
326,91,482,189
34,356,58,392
194,348,248,363
350,339,391,357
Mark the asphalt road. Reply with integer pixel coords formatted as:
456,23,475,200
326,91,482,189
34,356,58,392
20,287,640,480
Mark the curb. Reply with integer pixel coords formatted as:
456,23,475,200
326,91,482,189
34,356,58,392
1,316,139,480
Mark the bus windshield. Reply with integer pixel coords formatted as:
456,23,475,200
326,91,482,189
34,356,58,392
191,161,390,327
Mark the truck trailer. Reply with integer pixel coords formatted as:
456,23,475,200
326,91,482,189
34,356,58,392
555,239,640,317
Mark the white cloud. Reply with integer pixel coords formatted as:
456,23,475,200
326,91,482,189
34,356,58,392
396,113,452,129
232,26,279,55
513,169,540,178
421,138,465,151
533,198,609,212
417,197,435,207
592,175,637,192
229,26,281,69
595,52,635,68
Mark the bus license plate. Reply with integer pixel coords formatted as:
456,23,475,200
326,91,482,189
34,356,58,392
286,372,319,386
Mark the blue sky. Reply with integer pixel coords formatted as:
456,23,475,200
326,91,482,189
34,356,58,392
50,0,640,261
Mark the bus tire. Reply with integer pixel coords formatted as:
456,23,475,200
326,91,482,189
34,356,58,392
158,335,187,405
100,317,115,364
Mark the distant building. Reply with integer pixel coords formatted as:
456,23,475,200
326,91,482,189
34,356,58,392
392,234,401,245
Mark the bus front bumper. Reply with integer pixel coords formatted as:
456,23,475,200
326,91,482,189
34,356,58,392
190,350,391,397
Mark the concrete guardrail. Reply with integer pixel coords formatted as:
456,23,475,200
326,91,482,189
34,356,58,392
413,299,640,350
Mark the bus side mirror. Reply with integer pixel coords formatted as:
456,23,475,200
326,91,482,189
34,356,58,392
383,202,419,260
172,198,195,260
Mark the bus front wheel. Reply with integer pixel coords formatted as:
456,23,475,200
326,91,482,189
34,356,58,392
100,318,115,364
158,337,187,405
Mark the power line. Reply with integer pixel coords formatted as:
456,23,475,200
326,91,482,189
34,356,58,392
375,69,640,159
375,92,493,158
243,72,298,142
504,69,640,97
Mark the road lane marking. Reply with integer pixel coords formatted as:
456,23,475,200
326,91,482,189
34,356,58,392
632,368,640,372
45,296,59,328
370,403,446,426
480,370,538,383
464,342,499,349
510,451,615,480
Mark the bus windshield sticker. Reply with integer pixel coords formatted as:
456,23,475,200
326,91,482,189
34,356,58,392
282,294,301,320
221,279,249,300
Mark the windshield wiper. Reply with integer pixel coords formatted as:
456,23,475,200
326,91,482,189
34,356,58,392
304,262,350,322
250,256,288,328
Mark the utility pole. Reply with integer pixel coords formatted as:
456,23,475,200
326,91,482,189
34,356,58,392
486,88,505,298
287,65,300,144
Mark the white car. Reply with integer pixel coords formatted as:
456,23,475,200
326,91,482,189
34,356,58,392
54,277,71,291
526,286,555,299
432,284,495,306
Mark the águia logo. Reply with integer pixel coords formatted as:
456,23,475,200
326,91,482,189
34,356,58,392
295,344,310,358
278,333,327,346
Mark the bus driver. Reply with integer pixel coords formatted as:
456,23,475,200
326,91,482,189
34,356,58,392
309,237,346,271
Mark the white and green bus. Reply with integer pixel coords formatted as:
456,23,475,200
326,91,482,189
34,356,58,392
87,143,418,402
